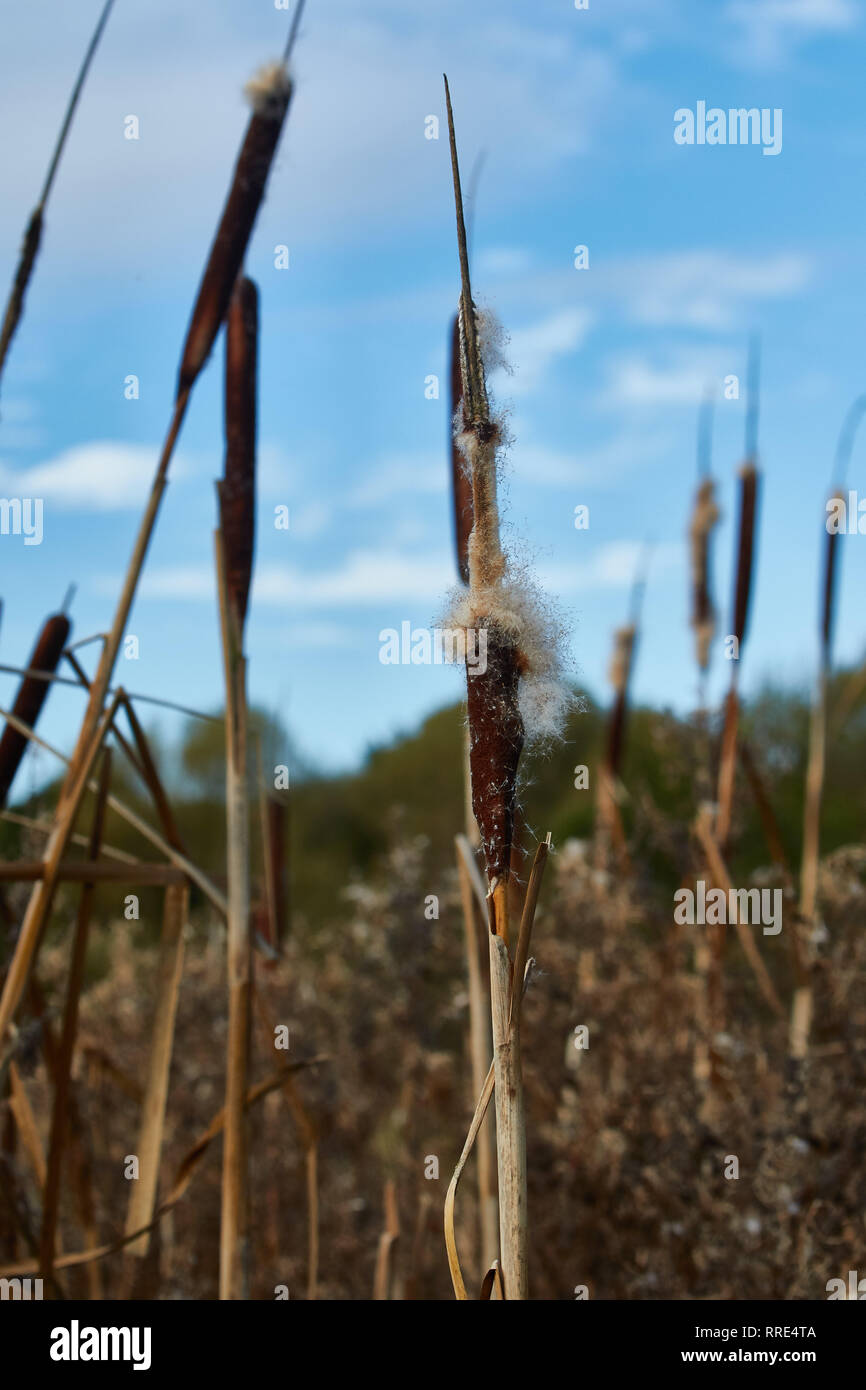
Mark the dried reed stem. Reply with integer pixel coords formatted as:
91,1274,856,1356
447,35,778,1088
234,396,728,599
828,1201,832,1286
39,747,112,1285
0,31,300,1048
215,530,251,1301
0,1056,328,1279
800,493,841,922
373,1179,400,1300
0,690,120,1048
216,275,258,1300
0,702,226,914
795,467,845,1061
445,841,548,1299
694,807,784,1017
123,882,188,1260
445,74,537,1298
455,836,497,1271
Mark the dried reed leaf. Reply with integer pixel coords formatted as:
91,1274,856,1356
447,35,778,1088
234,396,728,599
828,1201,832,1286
479,1260,505,1300
444,1061,495,1300
123,882,188,1257
0,1056,328,1278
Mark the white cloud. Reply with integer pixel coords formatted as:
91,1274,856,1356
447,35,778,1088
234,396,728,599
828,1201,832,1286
490,308,592,397
0,3,626,272
601,347,733,408
543,539,683,594
507,429,673,487
725,0,858,65
613,252,811,329
276,621,357,648
286,500,333,537
111,548,453,609
0,441,188,509
474,246,533,277
351,454,446,506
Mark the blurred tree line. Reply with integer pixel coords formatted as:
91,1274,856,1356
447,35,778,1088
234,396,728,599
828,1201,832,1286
2,662,865,971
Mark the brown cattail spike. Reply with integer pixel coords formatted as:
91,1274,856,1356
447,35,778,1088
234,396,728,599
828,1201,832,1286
444,78,523,883
177,69,290,399
822,493,842,661
606,624,635,779
0,0,116,393
0,612,71,807
465,631,524,884
689,477,719,672
220,276,259,630
732,463,758,650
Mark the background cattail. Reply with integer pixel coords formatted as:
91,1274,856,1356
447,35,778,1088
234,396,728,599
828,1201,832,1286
0,610,71,807
606,623,636,781
733,335,761,653
689,396,719,675
732,463,759,652
219,276,259,630
821,495,842,659
0,0,116,393
716,340,761,849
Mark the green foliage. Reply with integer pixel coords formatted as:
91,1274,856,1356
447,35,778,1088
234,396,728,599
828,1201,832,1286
4,668,866,954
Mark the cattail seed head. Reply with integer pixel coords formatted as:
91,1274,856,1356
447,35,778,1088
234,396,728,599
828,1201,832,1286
465,623,524,883
443,76,572,884
0,611,70,807
244,62,292,116
219,276,258,631
689,476,719,672
822,490,843,660
176,65,291,398
606,624,635,777
732,463,758,650
0,209,43,388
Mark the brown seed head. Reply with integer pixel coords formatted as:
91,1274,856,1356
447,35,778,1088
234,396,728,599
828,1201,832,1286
177,66,291,398
0,612,70,807
220,276,259,629
732,463,758,650
689,476,720,671
465,623,525,883
822,491,843,661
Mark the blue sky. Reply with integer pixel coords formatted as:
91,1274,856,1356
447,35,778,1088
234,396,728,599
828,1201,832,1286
1,0,865,791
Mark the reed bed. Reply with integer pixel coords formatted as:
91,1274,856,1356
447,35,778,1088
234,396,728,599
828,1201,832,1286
0,1,864,1311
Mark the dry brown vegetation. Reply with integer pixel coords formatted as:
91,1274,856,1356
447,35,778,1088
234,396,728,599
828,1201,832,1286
1,3,864,1306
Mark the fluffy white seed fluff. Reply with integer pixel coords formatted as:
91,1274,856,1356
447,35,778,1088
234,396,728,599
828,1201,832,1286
444,306,576,745
446,569,575,745
244,62,292,116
